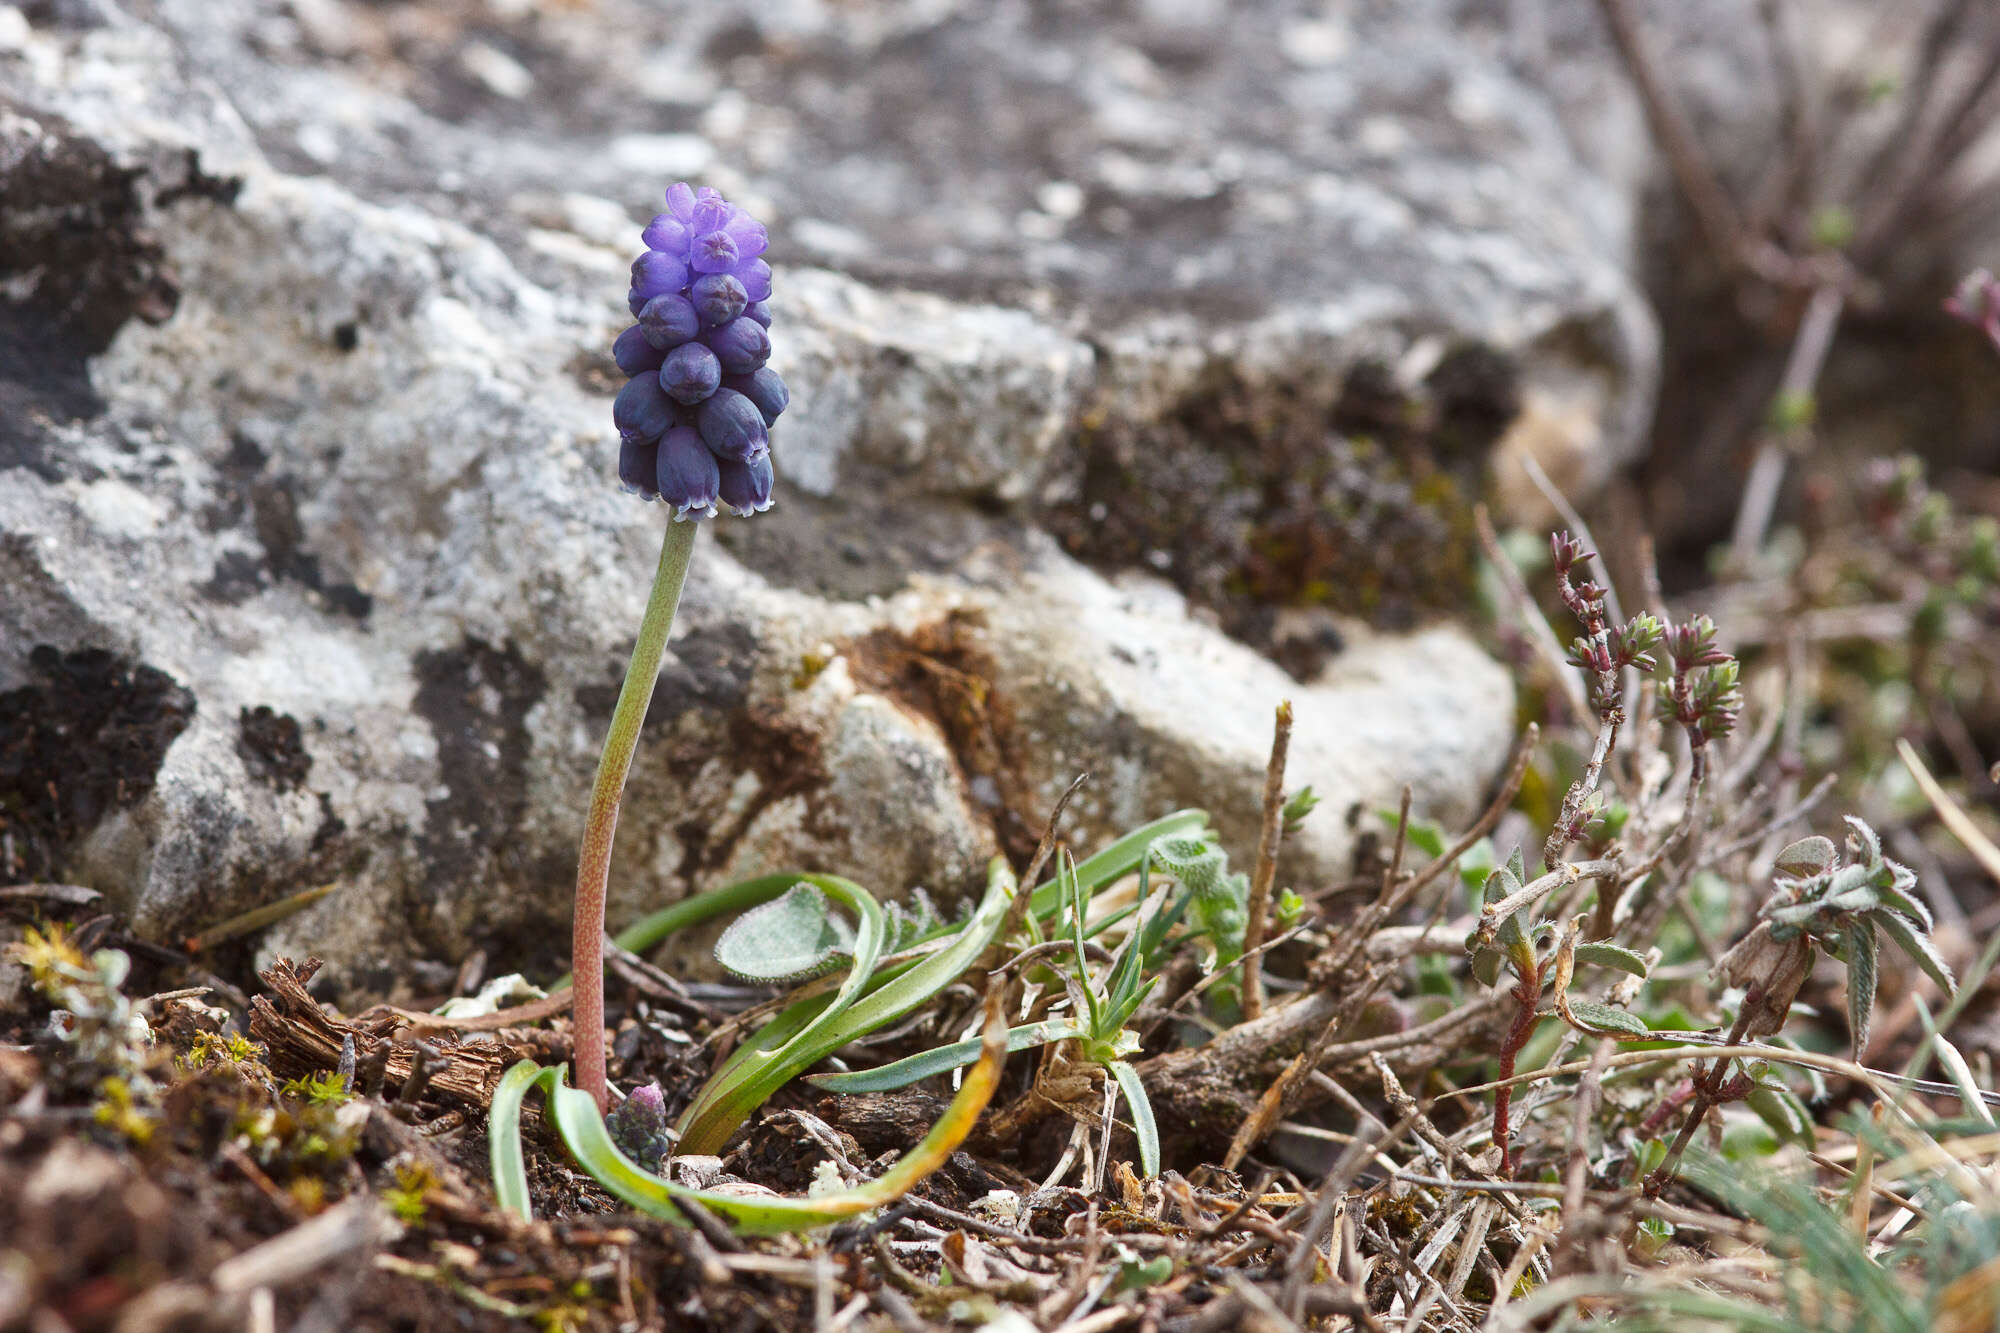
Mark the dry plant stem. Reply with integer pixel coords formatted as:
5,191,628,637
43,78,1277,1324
573,520,699,1111
1559,1043,1612,1235
1591,0,1743,265
1241,701,1293,1022
1645,1006,1757,1197
1474,505,1589,721
1521,453,1624,631
997,773,1088,946
1482,859,1619,928
1353,724,1540,956
1729,284,1846,567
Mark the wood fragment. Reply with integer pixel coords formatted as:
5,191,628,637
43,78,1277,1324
1240,701,1293,1022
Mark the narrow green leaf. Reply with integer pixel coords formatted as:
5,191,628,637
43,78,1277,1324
1772,836,1836,879
1470,946,1505,988
804,1021,1086,1093
1745,1083,1814,1148
1915,996,1994,1128
1845,923,1878,1054
1064,851,1103,1034
1505,844,1526,886
1026,810,1210,920
489,1058,545,1224
1573,942,1650,978
1110,1061,1160,1179
714,881,857,983
1872,909,1956,997
511,1001,1009,1235
1103,972,1161,1035
1564,1002,1649,1037
1384,809,1446,859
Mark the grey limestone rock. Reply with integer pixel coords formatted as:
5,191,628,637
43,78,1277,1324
0,0,1650,992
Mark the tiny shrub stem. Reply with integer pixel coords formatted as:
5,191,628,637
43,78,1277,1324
573,520,699,1111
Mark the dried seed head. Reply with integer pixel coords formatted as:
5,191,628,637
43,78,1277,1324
1715,922,1815,1038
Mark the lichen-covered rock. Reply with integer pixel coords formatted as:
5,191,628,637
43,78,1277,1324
0,0,1652,994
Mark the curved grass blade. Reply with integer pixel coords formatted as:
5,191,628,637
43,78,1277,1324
494,992,1009,1234
674,860,1016,1153
673,873,887,1153
1026,809,1210,920
491,1057,550,1224
1109,1060,1159,1178
804,1019,1086,1093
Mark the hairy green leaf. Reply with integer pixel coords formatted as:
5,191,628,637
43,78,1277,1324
1845,923,1879,1054
1470,945,1506,989
1564,1002,1649,1037
1573,942,1650,978
1872,908,1956,997
1843,815,1882,863
1868,878,1933,931
1482,865,1522,908
714,881,857,983
1773,835,1837,879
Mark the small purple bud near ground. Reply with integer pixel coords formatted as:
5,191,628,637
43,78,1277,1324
605,1082,675,1169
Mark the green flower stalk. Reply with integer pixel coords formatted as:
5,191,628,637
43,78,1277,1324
574,183,786,1110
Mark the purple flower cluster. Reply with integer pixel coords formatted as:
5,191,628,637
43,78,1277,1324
612,183,788,520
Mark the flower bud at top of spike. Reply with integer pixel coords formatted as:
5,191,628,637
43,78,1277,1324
630,250,689,308
612,183,779,518
691,273,748,326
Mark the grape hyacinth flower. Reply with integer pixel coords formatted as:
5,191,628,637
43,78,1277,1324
572,183,788,1110
612,182,785,521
